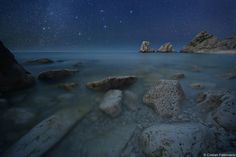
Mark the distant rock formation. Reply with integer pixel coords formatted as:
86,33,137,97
181,31,236,53
0,41,35,92
139,41,154,53
158,42,174,52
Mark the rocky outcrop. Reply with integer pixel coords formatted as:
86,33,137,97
140,123,213,157
25,58,54,65
143,80,185,117
38,69,78,82
3,105,92,157
0,41,35,92
99,90,122,117
158,42,174,52
139,41,154,53
181,31,236,53
86,76,137,91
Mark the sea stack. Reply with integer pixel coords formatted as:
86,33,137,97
0,41,35,92
158,42,174,52
139,41,154,53
181,31,236,53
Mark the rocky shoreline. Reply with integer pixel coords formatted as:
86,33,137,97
0,40,236,157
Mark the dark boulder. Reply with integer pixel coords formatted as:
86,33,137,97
0,41,35,92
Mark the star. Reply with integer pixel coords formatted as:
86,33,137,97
129,10,133,14
100,9,105,13
119,20,123,24
103,25,108,29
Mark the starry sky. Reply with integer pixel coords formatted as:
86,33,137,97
0,0,236,51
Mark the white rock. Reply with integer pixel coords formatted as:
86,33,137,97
99,90,122,117
143,80,185,117
140,123,213,157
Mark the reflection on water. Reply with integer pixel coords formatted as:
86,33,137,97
1,51,236,156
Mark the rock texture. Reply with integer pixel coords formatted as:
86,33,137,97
38,69,77,82
139,41,154,53
99,90,122,117
0,41,35,92
181,31,236,53
3,105,92,157
86,76,137,91
140,123,213,157
158,42,174,52
25,58,54,65
143,80,185,117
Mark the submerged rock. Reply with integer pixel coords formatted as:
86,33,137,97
38,69,78,82
25,58,54,65
2,108,35,127
140,123,213,157
58,82,78,91
3,105,92,157
191,83,205,90
123,90,139,111
143,80,185,117
86,76,137,91
171,73,185,80
181,31,236,53
99,90,122,117
139,41,154,53
0,41,35,92
158,42,174,52
224,65,236,79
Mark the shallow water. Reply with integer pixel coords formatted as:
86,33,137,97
1,51,236,156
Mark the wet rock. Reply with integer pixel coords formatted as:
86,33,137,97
143,80,185,117
3,105,92,157
191,83,205,89
25,58,54,65
139,41,154,53
86,76,137,91
158,42,174,52
212,97,236,131
82,125,136,157
171,73,185,80
38,69,78,82
191,65,202,72
123,90,138,111
99,90,122,117
57,93,74,101
2,108,35,127
140,123,213,157
0,41,35,92
58,82,78,91
196,90,232,112
181,31,236,53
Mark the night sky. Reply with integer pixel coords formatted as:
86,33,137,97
0,0,236,51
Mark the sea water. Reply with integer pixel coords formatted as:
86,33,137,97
1,51,236,156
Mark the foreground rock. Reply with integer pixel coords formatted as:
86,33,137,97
212,97,236,131
86,76,137,91
3,105,92,157
0,41,35,92
158,42,174,52
25,58,54,65
143,80,185,117
196,90,232,112
139,41,154,53
99,90,122,117
140,123,213,157
38,69,78,82
181,31,236,53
